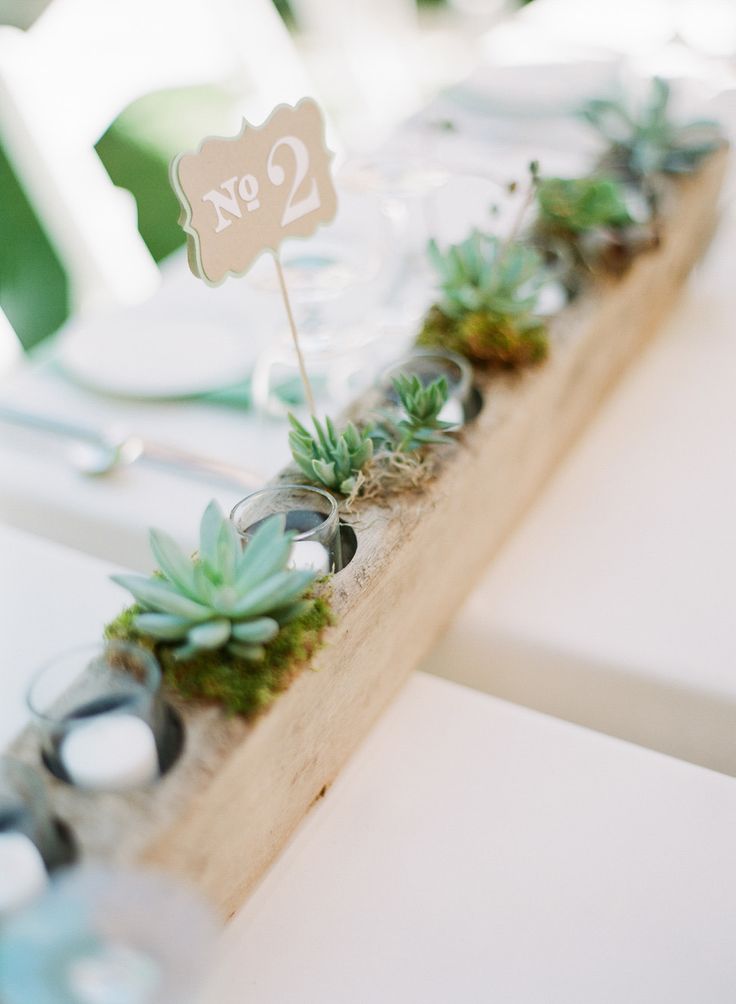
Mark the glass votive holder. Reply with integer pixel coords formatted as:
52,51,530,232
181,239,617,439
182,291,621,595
378,348,474,428
26,642,182,794
0,865,219,1004
0,759,75,915
231,484,342,574
522,236,576,309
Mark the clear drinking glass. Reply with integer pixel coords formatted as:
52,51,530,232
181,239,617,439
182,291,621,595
26,643,181,793
231,484,342,574
339,153,452,326
248,190,394,417
378,348,474,428
0,759,75,915
0,865,219,1004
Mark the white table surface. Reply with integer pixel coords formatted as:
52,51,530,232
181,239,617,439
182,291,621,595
207,671,736,1004
2,523,125,749
421,204,736,776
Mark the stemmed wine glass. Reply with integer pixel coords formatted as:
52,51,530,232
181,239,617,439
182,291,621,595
337,151,453,328
248,189,396,417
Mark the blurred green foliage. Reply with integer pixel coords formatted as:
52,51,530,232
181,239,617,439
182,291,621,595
0,144,68,349
1,83,237,350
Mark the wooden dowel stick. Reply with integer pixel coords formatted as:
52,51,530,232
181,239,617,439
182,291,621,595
273,251,316,416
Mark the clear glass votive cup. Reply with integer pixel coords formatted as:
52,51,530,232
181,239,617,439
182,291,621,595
26,642,179,793
378,348,474,428
231,484,342,575
0,865,219,1004
0,759,74,915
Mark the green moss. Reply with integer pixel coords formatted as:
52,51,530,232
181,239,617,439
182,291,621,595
417,304,548,369
105,596,333,718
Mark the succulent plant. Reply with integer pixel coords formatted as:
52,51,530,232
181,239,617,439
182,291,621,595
535,175,634,234
288,413,373,494
580,77,721,179
417,230,549,367
111,501,315,662
391,374,454,451
532,174,658,277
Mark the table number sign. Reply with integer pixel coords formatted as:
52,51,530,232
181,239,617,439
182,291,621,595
170,97,338,412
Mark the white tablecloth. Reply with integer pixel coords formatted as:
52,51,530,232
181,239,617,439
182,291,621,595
2,524,124,748
422,204,736,775
206,672,736,1004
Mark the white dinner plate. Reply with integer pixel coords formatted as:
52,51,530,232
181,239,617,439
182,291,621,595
57,316,256,399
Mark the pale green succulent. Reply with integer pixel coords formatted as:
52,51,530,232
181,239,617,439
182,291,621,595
418,231,548,368
427,231,546,322
288,413,374,495
391,374,454,451
111,501,315,661
580,77,721,179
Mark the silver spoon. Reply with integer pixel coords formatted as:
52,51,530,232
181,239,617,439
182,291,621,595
0,406,262,491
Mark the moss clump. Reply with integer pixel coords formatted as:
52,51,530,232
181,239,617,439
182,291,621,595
105,595,333,718
417,304,548,369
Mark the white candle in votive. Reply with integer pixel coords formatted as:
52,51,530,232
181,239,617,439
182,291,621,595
0,831,48,913
437,397,464,427
61,714,159,792
289,540,331,574
535,281,567,317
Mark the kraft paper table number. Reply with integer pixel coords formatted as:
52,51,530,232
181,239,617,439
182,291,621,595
170,97,338,415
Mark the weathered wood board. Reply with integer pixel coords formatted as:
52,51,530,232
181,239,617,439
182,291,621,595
10,150,727,919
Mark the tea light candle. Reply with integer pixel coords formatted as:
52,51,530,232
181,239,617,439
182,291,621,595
60,714,159,792
289,540,331,574
438,398,464,427
0,831,48,913
535,281,567,317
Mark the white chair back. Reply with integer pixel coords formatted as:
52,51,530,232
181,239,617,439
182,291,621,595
288,0,422,143
0,0,314,315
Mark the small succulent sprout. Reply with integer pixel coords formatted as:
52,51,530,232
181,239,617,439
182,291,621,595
111,501,315,662
392,373,454,452
418,230,549,368
288,413,374,495
535,176,634,234
580,77,721,179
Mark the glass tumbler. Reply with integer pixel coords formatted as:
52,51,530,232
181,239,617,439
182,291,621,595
0,758,74,915
248,189,394,417
231,484,342,574
26,642,181,793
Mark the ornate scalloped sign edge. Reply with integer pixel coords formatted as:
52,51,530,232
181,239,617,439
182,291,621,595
170,97,338,287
